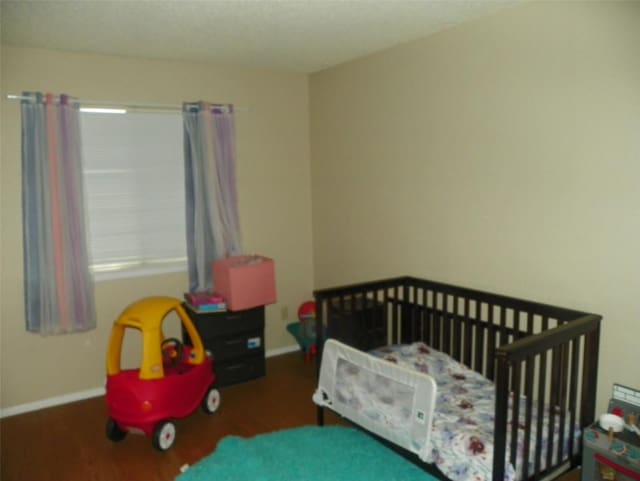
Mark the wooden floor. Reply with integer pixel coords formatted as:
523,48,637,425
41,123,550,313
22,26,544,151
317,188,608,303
0,352,344,481
0,351,582,481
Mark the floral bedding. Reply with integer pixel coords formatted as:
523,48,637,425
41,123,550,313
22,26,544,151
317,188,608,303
357,343,580,481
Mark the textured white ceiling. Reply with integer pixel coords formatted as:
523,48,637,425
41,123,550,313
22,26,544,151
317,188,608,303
1,0,518,73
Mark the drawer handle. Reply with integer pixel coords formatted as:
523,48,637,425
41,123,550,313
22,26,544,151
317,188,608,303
226,364,245,370
226,314,242,320
224,339,244,345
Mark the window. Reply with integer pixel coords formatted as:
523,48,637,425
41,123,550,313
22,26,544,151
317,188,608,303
80,111,187,279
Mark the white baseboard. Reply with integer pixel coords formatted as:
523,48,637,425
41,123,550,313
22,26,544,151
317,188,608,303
266,344,301,357
0,387,106,419
0,344,303,419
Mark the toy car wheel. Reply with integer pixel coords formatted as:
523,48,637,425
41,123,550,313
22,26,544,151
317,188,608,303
152,421,176,451
105,417,127,442
202,387,221,414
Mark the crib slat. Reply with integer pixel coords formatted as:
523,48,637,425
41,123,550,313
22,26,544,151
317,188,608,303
533,350,547,480
487,304,496,381
434,292,442,350
514,310,522,340
580,328,600,429
567,338,580,461
521,356,535,481
443,293,452,355
493,355,510,481
384,288,392,344
392,285,400,344
414,287,422,342
463,298,472,367
499,305,508,347
542,316,549,331
408,284,416,343
424,289,433,345
548,344,562,471
474,301,485,374
348,294,356,347
452,296,462,361
401,287,412,344
417,287,424,341
375,289,387,345
556,342,569,467
509,361,522,468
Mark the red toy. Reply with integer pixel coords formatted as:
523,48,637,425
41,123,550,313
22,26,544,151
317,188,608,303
105,297,219,451
286,300,318,362
297,300,316,321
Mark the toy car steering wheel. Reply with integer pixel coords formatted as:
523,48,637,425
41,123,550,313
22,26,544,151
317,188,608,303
161,337,184,367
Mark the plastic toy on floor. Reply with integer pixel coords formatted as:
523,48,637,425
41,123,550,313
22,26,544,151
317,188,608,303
105,296,220,451
286,300,317,362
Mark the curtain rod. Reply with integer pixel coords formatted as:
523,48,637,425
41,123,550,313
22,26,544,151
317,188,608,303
5,94,249,113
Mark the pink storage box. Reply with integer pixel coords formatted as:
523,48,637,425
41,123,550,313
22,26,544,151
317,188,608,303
212,255,276,311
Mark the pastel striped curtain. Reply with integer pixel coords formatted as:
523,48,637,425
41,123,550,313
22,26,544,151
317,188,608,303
183,102,242,292
21,92,96,335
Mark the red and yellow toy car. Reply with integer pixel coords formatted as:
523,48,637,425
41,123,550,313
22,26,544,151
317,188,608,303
105,296,219,451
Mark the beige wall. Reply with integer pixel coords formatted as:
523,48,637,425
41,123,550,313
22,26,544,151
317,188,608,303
3,1,639,416
309,1,640,414
0,47,313,409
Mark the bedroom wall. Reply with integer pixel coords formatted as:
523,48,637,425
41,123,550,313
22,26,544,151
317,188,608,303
309,0,640,415
0,46,313,410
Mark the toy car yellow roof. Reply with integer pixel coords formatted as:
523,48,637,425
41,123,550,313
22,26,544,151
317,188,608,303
107,296,206,380
115,296,184,330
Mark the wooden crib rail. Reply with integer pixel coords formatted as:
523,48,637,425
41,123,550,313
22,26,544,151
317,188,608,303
492,314,601,481
313,276,602,481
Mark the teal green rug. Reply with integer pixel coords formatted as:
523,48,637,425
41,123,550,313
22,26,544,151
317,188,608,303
177,425,435,481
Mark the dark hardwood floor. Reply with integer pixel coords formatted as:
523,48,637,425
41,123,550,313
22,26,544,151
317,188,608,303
0,351,582,481
0,352,344,481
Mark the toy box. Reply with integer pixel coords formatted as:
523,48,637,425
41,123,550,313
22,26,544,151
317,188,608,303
212,255,276,311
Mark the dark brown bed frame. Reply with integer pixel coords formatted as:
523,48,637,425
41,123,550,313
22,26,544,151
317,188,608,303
313,276,602,481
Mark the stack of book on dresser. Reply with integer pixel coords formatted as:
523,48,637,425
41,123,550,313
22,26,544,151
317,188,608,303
184,291,227,313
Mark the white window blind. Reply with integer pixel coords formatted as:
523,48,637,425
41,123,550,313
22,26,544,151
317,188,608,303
80,111,187,278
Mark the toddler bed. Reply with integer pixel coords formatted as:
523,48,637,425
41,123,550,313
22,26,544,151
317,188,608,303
312,276,602,481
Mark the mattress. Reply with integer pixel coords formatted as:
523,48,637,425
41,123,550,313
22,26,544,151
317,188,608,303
365,342,579,481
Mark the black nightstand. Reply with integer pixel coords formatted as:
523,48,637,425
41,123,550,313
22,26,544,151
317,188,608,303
182,304,266,387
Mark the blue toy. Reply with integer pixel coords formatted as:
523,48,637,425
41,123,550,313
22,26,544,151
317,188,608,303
286,301,317,362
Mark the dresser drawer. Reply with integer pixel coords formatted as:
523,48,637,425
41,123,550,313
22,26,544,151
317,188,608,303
215,354,265,387
209,329,264,361
182,304,266,387
185,305,265,339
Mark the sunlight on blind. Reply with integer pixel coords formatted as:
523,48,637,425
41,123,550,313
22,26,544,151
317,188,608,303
80,111,187,278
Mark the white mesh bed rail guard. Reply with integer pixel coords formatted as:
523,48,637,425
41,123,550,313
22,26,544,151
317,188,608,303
313,339,437,462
